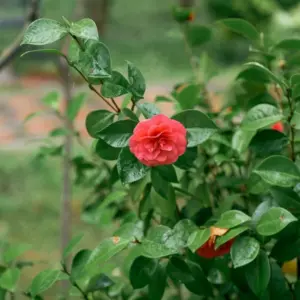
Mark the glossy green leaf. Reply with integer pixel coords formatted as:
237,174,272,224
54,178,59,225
62,233,84,259
184,261,213,296
176,84,199,110
256,207,297,236
95,138,121,160
174,147,197,169
215,210,251,229
187,228,210,252
129,256,157,289
270,187,300,214
148,263,167,300
153,165,178,183
254,155,300,187
271,236,300,262
0,268,20,292
291,102,300,129
247,173,271,195
245,251,270,297
71,249,91,280
98,119,137,147
215,226,248,249
86,237,130,274
249,129,288,157
113,221,144,241
117,147,149,184
231,236,260,268
3,244,31,264
137,102,160,119
236,67,270,83
85,110,115,138
269,261,293,300
187,25,212,47
67,92,86,121
21,19,68,45
274,39,300,50
242,104,283,131
155,95,173,103
121,108,139,122
30,269,61,297
232,129,256,153
217,18,259,41
244,62,287,90
252,199,277,224
151,168,170,199
101,71,129,97
69,18,98,40
167,257,194,283
127,61,146,101
85,273,114,293
141,239,178,258
172,110,218,147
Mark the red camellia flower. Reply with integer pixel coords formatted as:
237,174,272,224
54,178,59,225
129,114,187,167
272,122,284,132
197,238,234,259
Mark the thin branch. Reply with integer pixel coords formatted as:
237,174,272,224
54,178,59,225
0,0,40,70
286,88,296,161
110,97,121,112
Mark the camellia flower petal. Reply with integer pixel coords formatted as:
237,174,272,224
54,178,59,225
129,114,187,167
272,122,284,132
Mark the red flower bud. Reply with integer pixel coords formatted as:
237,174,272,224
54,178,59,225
272,122,284,132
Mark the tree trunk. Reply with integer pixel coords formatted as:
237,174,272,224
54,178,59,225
179,0,194,7
84,0,109,36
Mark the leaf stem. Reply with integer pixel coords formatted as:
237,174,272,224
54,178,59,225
286,87,296,161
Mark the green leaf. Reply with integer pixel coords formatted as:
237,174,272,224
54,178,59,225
184,261,213,296
155,95,173,103
215,210,251,229
176,84,199,109
167,257,194,283
127,61,146,101
148,264,167,300
291,102,300,129
232,129,256,153
153,165,178,183
290,74,300,86
21,18,67,45
270,187,300,215
95,139,121,160
70,18,99,40
101,81,128,98
254,155,300,187
0,268,20,292
151,168,170,199
245,251,270,297
30,269,61,297
85,237,130,274
269,261,293,300
247,173,271,195
3,244,31,264
249,129,288,157
172,110,218,147
292,84,300,99
274,39,300,50
244,62,287,90
215,226,248,249
85,273,114,293
62,233,84,260
98,120,137,147
113,221,144,241
98,190,127,211
271,236,300,262
117,147,149,184
294,281,300,299
242,104,283,131
67,92,86,121
71,249,91,280
187,228,210,252
231,236,260,268
78,40,112,81
41,91,60,110
136,103,160,119
129,256,157,289
236,67,270,83
187,25,211,47
121,108,139,122
174,147,197,169
252,199,276,224
141,239,178,258
256,207,297,236
85,110,115,138
21,48,65,59
217,18,259,41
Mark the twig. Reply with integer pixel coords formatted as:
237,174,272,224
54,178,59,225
110,97,121,112
0,0,40,69
286,88,296,161
131,101,136,111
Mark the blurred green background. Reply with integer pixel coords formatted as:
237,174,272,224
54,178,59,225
1,0,300,296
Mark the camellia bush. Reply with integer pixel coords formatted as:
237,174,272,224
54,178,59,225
3,5,300,300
